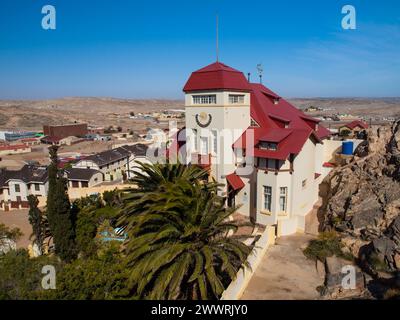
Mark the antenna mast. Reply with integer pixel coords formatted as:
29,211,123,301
216,14,219,62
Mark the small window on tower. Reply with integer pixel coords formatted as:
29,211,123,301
193,95,217,105
229,94,245,104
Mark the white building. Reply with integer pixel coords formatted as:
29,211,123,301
176,61,339,236
73,144,152,181
0,165,114,211
64,168,103,189
0,165,49,210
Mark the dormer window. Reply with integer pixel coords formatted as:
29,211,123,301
274,98,280,105
259,141,277,151
229,94,245,104
193,95,216,105
250,118,260,127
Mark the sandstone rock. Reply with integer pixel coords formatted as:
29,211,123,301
393,253,400,270
341,236,368,258
354,140,369,157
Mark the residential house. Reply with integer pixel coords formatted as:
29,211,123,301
0,144,31,156
339,120,369,137
18,138,41,146
0,165,49,210
41,135,84,146
64,168,103,188
73,144,151,181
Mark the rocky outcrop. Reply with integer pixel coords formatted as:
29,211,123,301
326,256,366,298
320,120,400,298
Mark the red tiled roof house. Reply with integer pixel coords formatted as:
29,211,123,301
339,120,369,137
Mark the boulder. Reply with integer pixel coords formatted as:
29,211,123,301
324,256,365,298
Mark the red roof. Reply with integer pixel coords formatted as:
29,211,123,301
259,129,292,143
226,173,245,191
183,62,251,92
0,144,29,151
41,136,62,143
248,83,330,140
20,138,38,142
174,61,332,162
323,162,335,168
342,120,369,130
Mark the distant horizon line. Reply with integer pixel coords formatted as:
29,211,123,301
1,96,400,102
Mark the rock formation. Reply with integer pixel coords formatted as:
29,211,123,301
319,120,400,299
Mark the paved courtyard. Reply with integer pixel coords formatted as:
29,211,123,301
241,234,324,300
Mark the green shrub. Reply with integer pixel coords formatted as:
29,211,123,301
0,249,60,300
303,231,346,262
367,252,391,273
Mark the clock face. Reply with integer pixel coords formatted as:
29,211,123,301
195,112,212,128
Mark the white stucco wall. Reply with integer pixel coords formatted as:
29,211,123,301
7,180,48,202
185,90,250,189
291,139,317,222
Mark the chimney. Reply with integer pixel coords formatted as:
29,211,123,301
247,72,251,82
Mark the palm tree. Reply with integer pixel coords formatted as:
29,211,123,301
120,162,219,219
118,163,253,300
130,161,213,191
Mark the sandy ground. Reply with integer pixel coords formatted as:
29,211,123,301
0,141,115,166
0,209,32,249
241,234,324,300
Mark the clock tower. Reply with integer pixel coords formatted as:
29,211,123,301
183,62,251,188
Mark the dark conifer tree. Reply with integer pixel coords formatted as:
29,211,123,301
46,145,77,262
27,195,44,255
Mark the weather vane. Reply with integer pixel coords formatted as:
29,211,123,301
257,63,264,84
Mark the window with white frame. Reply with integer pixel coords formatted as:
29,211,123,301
192,95,216,105
192,129,198,152
259,141,278,151
263,186,272,212
200,136,209,155
279,187,288,212
229,94,245,104
211,130,218,155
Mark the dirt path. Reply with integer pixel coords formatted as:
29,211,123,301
241,234,324,300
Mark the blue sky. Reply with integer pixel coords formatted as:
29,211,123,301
0,0,399,99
